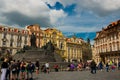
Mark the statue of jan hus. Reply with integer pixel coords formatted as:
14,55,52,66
30,33,36,48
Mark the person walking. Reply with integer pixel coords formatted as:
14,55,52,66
5,60,10,80
10,60,17,80
41,64,46,73
45,62,50,73
0,58,9,80
54,64,59,72
98,61,104,71
111,62,116,72
35,60,40,74
70,63,75,71
106,62,109,72
118,61,120,70
26,61,33,80
90,60,97,74
20,61,26,80
16,60,21,80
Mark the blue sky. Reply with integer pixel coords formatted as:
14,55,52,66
0,0,120,44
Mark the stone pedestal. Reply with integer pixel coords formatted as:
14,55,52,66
13,49,62,62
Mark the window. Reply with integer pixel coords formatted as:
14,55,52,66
10,34,13,47
3,41,6,46
17,35,22,47
2,30,7,46
24,35,27,44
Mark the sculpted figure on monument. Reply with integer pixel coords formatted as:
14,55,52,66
30,33,36,48
46,41,55,54
46,42,51,50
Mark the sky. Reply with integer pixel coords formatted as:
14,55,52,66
0,0,120,44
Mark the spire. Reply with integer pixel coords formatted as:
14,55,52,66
73,33,76,39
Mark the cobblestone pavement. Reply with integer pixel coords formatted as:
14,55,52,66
33,70,120,80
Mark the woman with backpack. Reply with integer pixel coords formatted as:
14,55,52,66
20,61,26,80
10,60,17,80
26,61,33,79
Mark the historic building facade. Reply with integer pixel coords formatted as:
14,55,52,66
0,25,29,55
66,36,83,62
65,35,91,62
43,28,66,58
93,20,120,64
26,24,43,48
0,24,91,62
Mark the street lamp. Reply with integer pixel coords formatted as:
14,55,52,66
68,47,70,62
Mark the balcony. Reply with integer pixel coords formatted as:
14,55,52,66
99,50,120,56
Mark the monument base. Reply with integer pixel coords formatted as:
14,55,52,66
13,49,62,62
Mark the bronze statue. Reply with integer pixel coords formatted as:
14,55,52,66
30,33,36,47
47,41,55,52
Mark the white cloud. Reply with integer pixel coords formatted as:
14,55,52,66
0,0,52,27
43,0,120,16
75,0,120,16
0,0,120,33
0,0,119,45
0,0,66,27
1,0,50,17
42,0,120,33
49,9,67,24
57,25,102,33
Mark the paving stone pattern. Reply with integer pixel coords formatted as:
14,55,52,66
33,70,120,80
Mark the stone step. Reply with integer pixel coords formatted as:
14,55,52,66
13,49,62,62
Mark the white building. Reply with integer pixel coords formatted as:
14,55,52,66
0,25,30,55
93,20,120,64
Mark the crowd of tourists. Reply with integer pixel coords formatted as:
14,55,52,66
0,58,120,80
66,60,120,74
0,58,50,80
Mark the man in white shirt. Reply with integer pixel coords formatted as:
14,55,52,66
45,62,50,73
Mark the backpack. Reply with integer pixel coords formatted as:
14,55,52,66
11,63,17,71
26,64,32,70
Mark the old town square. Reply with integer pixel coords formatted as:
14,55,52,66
1,0,120,80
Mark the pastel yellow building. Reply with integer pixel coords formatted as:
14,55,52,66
43,28,66,58
65,35,91,62
66,37,82,62
26,25,67,60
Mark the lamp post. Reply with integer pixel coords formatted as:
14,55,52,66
68,47,70,62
